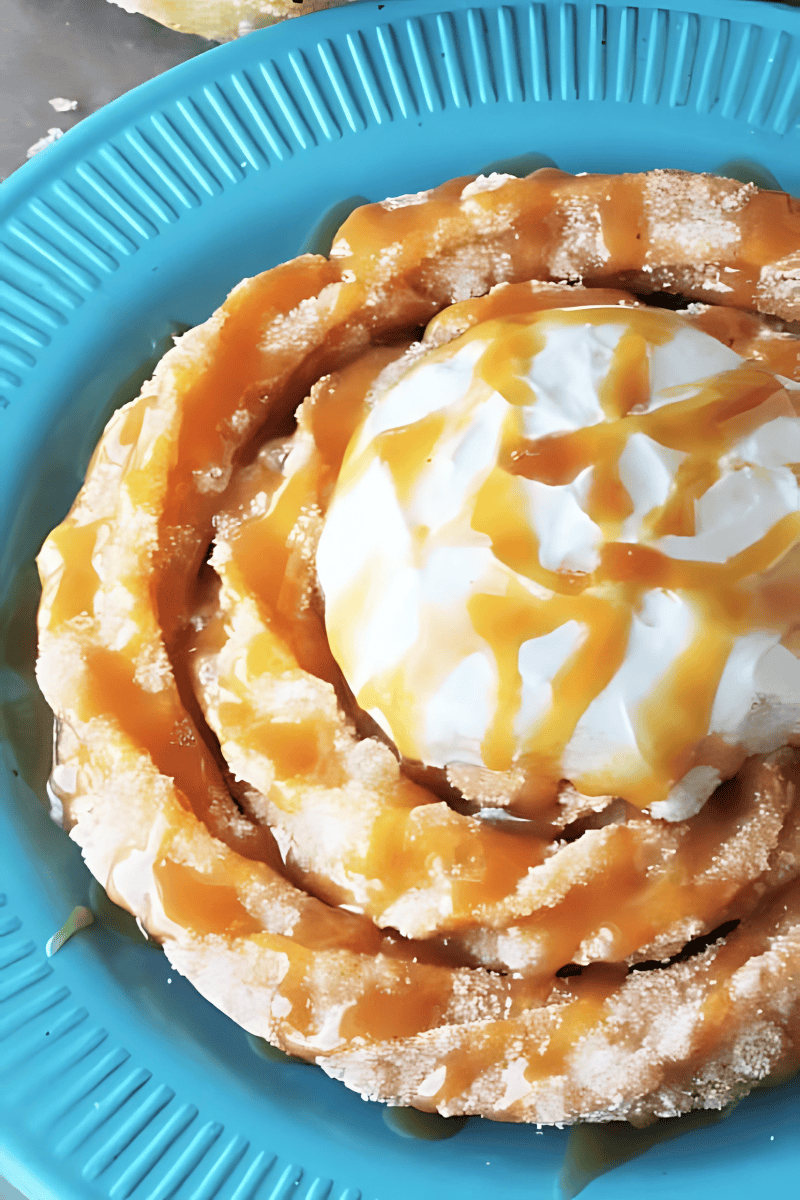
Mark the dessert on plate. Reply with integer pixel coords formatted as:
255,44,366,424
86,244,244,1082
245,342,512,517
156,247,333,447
36,168,800,1124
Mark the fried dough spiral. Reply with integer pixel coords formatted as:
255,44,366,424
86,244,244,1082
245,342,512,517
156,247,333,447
37,169,800,1123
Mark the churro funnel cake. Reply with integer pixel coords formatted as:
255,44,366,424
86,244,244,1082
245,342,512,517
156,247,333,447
37,169,800,1125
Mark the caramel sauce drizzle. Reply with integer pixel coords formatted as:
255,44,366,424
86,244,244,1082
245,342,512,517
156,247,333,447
468,584,630,784
153,858,263,938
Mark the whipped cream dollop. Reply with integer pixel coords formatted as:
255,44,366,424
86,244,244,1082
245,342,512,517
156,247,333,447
316,306,800,818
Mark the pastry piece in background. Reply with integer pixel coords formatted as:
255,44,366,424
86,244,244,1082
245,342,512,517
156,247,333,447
106,0,353,42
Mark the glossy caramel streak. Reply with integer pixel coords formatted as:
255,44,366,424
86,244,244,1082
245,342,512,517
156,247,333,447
158,257,342,641
468,586,629,780
155,858,264,937
308,346,409,478
471,469,588,595
423,281,643,349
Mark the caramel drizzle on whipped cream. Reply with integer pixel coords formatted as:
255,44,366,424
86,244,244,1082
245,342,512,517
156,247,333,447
321,305,800,810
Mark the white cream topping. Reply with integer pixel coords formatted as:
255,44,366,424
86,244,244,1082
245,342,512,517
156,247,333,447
523,469,601,572
317,307,800,816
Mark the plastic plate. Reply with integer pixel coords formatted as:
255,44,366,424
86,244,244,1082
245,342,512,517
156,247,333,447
1,1,799,1197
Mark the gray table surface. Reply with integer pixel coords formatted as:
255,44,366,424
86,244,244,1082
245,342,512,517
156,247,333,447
0,0,215,180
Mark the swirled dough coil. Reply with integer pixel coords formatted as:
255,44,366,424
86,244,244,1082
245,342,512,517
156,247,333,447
37,169,800,1123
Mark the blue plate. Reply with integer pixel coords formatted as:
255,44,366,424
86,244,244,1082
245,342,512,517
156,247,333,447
2,1,800,1197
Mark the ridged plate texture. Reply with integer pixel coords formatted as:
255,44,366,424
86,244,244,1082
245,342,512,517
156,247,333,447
1,1,800,1198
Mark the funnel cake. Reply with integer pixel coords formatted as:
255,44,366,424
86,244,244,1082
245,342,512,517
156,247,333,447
37,169,800,1124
